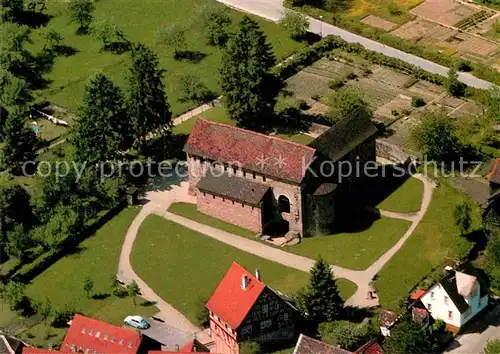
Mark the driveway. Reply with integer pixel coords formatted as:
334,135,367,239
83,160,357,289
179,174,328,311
446,303,500,353
217,0,495,90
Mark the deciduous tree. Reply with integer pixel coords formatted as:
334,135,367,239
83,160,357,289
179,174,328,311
1,0,24,22
0,112,37,174
453,201,472,236
295,257,344,325
484,339,500,354
68,0,94,34
411,109,465,164
126,280,140,306
42,27,63,50
219,16,279,131
179,74,212,103
279,9,309,40
73,73,127,165
156,24,186,58
382,318,431,354
444,68,465,97
83,277,94,298
319,320,372,351
127,43,171,152
199,5,232,46
327,86,371,124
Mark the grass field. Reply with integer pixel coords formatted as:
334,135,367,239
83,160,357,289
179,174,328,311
131,215,357,325
377,176,424,213
22,208,157,347
286,217,411,270
347,0,423,23
30,0,304,117
374,182,478,310
168,202,256,238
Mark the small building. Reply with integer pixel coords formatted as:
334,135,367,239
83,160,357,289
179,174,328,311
419,266,489,333
205,262,300,354
379,309,399,337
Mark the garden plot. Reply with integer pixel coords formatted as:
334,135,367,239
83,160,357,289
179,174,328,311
369,66,413,88
347,79,400,109
374,95,413,123
439,95,466,109
449,101,484,118
448,34,499,57
361,15,397,31
285,71,332,100
407,80,445,102
410,0,478,27
392,19,456,43
305,58,359,79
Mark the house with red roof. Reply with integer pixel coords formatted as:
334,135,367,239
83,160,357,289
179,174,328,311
59,313,144,354
292,334,384,354
184,115,377,238
205,262,301,354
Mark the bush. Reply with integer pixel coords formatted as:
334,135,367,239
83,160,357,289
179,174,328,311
297,99,310,110
329,78,346,89
346,72,357,80
457,60,473,72
52,307,77,328
412,97,426,107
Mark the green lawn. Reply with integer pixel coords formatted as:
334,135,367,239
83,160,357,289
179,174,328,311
275,132,315,145
374,183,478,310
286,217,411,270
377,177,424,213
23,208,158,347
168,202,256,238
131,215,357,325
30,0,304,116
173,106,234,134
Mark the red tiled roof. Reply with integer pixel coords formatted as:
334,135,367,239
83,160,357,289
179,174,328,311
184,119,316,184
60,314,141,354
205,261,265,329
410,289,427,300
354,339,384,354
488,158,500,185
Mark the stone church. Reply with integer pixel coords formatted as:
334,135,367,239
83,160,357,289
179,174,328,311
183,115,377,237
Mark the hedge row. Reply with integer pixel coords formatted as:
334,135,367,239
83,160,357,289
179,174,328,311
285,1,500,86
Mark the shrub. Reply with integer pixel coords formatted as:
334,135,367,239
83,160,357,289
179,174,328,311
52,307,77,328
297,99,309,110
329,78,346,89
457,60,473,72
346,72,357,80
412,97,426,107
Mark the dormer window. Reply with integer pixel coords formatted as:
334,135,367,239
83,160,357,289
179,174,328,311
81,327,86,334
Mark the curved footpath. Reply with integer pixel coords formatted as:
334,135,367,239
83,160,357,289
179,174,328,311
217,0,495,90
118,172,434,333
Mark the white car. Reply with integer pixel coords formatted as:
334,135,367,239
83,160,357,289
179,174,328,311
124,315,150,329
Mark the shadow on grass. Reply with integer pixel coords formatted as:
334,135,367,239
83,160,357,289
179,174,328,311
343,306,376,322
174,50,208,63
91,293,111,300
15,10,52,27
140,300,158,307
53,45,79,57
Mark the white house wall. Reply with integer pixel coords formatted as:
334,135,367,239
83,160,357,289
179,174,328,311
420,284,461,328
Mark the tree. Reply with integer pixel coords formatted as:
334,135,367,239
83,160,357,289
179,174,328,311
279,9,309,40
156,24,186,58
32,205,83,250
73,73,127,165
411,109,465,164
1,0,24,22
239,341,261,354
127,43,171,152
196,296,210,327
219,16,279,131
327,86,371,124
179,74,211,103
382,318,431,354
0,184,32,247
91,19,127,52
454,201,472,236
34,298,53,337
0,69,32,114
199,5,232,46
0,281,30,313
68,0,94,34
295,257,344,325
484,339,500,354
319,321,372,351
42,27,63,50
83,277,94,298
126,280,140,306
0,112,37,174
0,23,32,76
5,223,32,261
444,68,465,97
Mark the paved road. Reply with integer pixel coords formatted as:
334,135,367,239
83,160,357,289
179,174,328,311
217,0,496,90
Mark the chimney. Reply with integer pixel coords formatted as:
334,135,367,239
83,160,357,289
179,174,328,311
255,268,261,281
241,274,249,290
